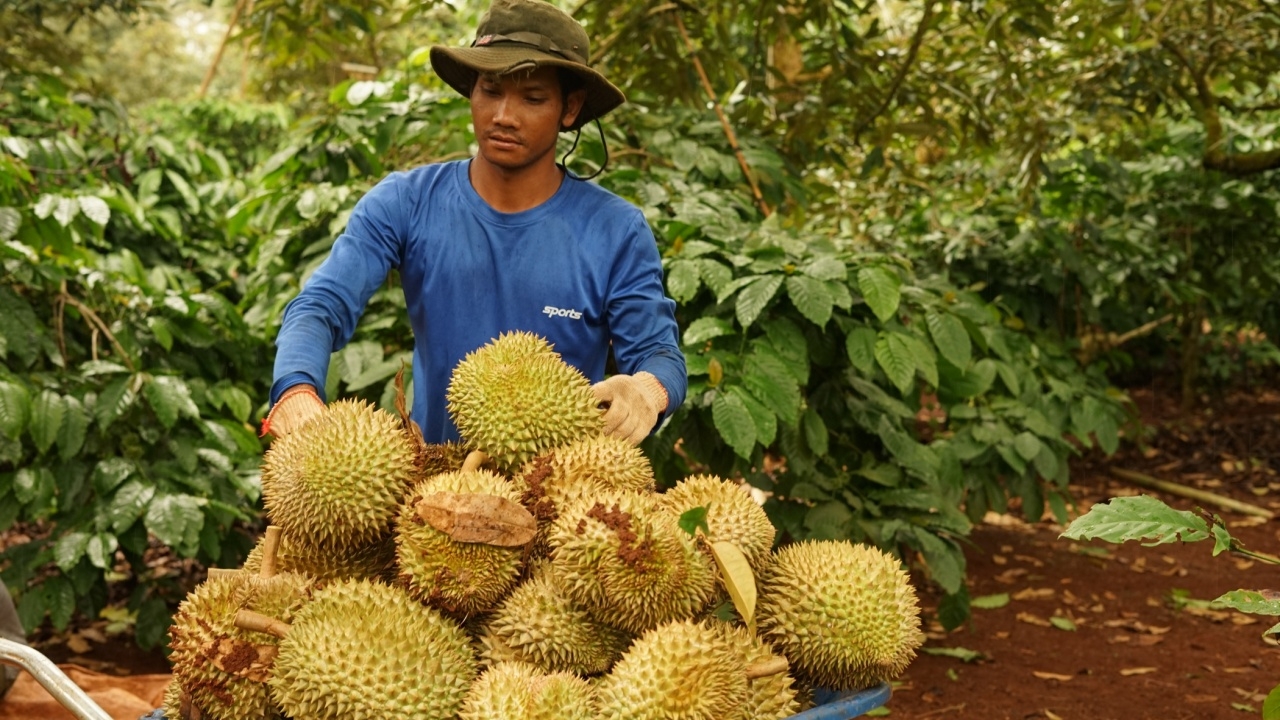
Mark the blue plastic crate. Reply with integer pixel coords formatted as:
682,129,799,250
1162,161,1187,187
787,683,893,719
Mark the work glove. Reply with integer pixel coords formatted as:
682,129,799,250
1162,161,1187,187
261,384,326,439
592,371,668,445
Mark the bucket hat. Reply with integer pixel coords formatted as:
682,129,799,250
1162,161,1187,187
430,0,625,131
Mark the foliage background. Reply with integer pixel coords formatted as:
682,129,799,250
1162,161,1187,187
1,0,1277,648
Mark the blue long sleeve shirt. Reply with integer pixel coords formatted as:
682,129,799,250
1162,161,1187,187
270,160,687,443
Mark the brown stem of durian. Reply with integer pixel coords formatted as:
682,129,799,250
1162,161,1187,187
260,526,283,579
745,656,790,680
234,609,292,639
461,450,489,472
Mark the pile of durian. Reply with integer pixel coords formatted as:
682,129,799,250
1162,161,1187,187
162,331,924,720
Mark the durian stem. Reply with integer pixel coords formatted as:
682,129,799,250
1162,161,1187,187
260,526,283,579
745,656,790,680
205,568,241,580
235,609,292,639
461,450,489,472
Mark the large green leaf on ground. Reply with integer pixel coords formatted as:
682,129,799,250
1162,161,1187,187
1060,495,1209,546
1212,590,1280,616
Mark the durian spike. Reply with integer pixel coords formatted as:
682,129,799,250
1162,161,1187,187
259,526,283,579
745,656,790,680
462,450,490,472
234,609,292,639
205,568,241,580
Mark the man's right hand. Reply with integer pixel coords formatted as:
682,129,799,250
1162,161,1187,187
261,385,326,439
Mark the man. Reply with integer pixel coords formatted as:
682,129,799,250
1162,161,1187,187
262,0,686,446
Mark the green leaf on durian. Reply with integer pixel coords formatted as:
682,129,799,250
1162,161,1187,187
709,540,757,634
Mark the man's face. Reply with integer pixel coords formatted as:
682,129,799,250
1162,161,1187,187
470,67,584,173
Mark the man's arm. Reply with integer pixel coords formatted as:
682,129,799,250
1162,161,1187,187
266,175,407,433
594,213,687,442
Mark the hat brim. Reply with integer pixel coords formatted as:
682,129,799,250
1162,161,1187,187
430,45,625,131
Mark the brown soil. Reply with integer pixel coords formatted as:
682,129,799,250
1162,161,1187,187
893,386,1280,720
12,385,1280,720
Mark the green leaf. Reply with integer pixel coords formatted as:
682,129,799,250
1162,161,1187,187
802,256,847,282
845,327,877,375
785,275,834,327
1060,495,1209,546
667,260,702,303
678,506,710,537
77,196,110,225
684,317,735,346
697,259,733,296
920,646,986,662
971,593,1010,609
29,390,65,455
875,333,916,395
939,357,997,399
713,391,757,459
93,457,135,495
147,316,174,351
802,406,829,457
729,386,776,447
1212,590,1280,616
899,332,939,388
1013,432,1043,461
1049,616,1077,631
145,376,200,430
44,575,74,631
857,265,901,323
0,207,20,241
165,170,200,213
145,494,206,557
743,349,801,426
86,533,119,570
938,586,970,631
54,531,91,572
106,479,156,533
13,467,52,504
927,311,972,370
1210,522,1233,557
735,275,784,329
914,530,965,594
994,361,1022,396
57,396,88,461
876,415,939,481
0,380,31,440
95,375,136,430
1263,684,1280,720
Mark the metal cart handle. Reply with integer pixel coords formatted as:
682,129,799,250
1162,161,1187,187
0,637,112,720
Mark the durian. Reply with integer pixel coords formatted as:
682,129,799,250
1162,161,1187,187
514,434,655,554
237,578,476,720
478,559,631,675
395,468,527,615
656,474,776,568
549,491,716,634
595,619,748,720
459,661,594,720
261,399,417,551
756,540,923,690
167,528,310,720
710,622,800,720
242,529,397,583
446,332,603,472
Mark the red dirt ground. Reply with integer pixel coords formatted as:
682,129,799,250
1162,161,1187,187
893,386,1280,720
12,385,1280,720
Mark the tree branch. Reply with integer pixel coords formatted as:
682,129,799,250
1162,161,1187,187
1161,37,1280,175
853,1,936,140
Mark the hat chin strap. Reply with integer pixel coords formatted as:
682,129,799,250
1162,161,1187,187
560,119,609,181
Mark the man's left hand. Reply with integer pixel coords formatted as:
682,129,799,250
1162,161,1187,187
592,372,669,445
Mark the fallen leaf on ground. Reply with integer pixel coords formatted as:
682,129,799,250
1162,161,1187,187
1119,667,1158,676
1231,615,1258,626
992,554,1007,565
1013,587,1055,601
972,593,1011,609
66,635,92,654
1044,710,1065,720
1017,612,1053,627
1222,667,1254,674
1134,635,1165,646
1032,671,1074,682
1231,703,1257,713
1049,616,1077,631
1108,634,1131,644
995,568,1029,584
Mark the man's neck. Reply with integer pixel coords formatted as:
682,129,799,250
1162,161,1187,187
469,157,564,214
